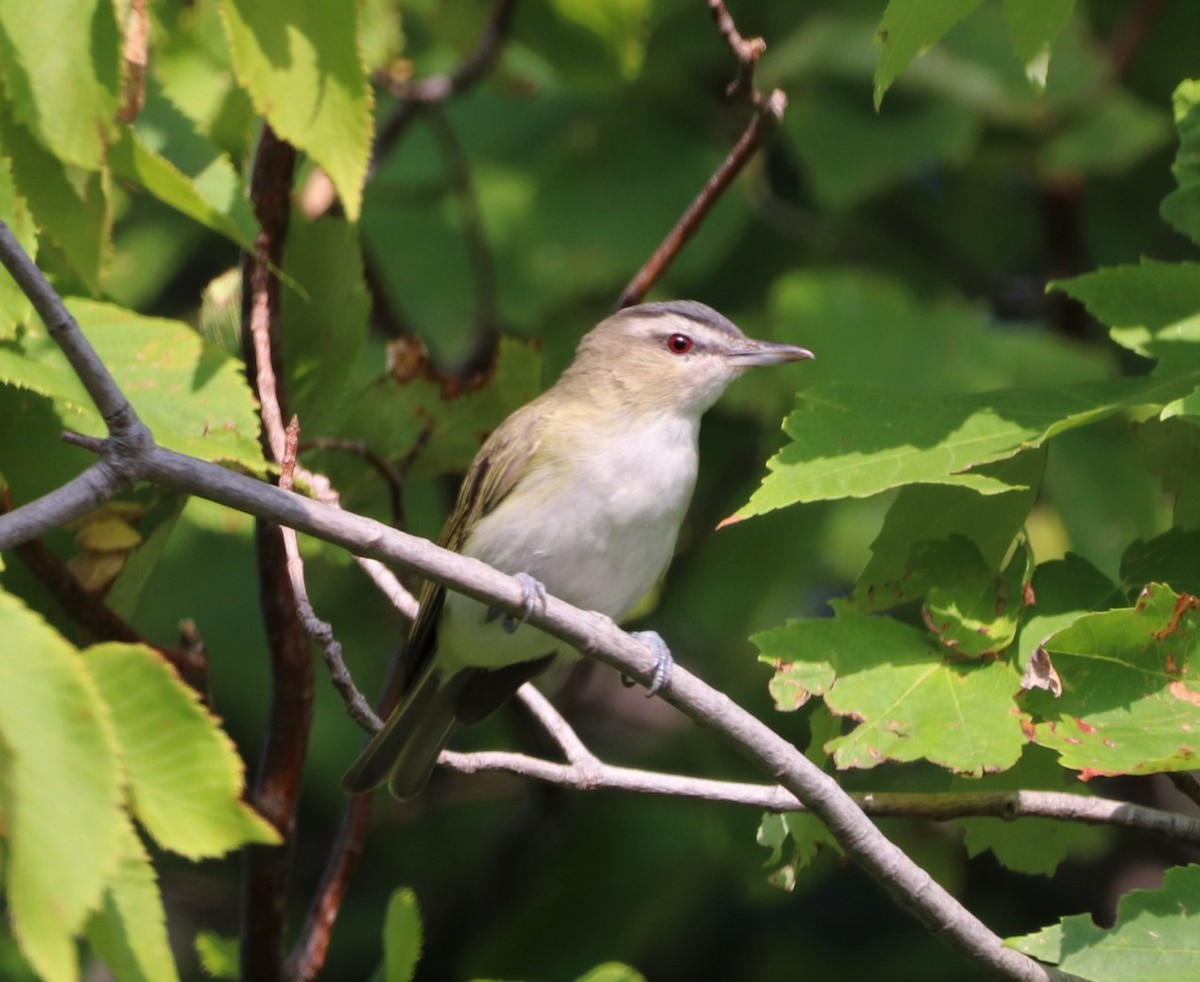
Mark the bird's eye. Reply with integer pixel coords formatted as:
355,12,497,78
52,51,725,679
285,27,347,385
666,333,694,354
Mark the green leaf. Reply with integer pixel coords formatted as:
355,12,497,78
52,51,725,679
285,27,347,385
757,810,839,891
1016,553,1122,669
341,336,543,482
1039,90,1170,180
734,371,1199,521
754,607,1027,775
0,153,37,334
956,745,1107,876
383,888,422,982
548,0,650,80
1121,528,1200,598
1021,584,1200,777
1136,417,1200,528
1006,864,1200,978
873,0,984,108
853,451,1045,613
1001,0,1074,89
84,643,279,858
0,299,263,469
109,128,254,250
280,214,371,434
0,589,123,982
1054,258,1200,361
218,0,372,220
84,818,179,982
0,0,120,170
194,933,239,980
787,94,979,209
0,103,111,293
1162,79,1200,245
923,539,1031,657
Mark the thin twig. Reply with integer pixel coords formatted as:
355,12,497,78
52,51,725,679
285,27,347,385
372,0,520,164
281,418,384,733
614,1,787,309
439,747,1200,846
515,683,599,767
238,124,312,982
353,557,420,620
299,437,407,527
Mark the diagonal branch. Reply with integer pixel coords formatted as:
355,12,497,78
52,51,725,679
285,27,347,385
615,1,787,309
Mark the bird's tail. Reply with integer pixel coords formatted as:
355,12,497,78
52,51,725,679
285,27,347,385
341,667,466,800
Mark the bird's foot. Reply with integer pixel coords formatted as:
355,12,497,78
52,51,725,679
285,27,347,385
489,572,547,634
624,631,674,696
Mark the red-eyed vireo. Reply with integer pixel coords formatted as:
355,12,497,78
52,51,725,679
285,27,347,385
342,300,813,799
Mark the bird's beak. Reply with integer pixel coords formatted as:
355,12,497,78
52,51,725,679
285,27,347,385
728,339,815,366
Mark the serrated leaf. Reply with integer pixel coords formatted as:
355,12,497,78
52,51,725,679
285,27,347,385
757,810,838,891
873,0,984,109
754,608,1027,775
854,451,1044,613
84,643,278,859
1002,0,1074,89
1021,585,1200,777
735,372,1200,521
0,590,123,982
84,817,179,982
0,103,111,293
1006,864,1200,979
383,887,422,982
0,299,262,469
0,0,121,170
0,154,37,334
1162,79,1200,245
1054,258,1200,362
218,0,372,220
109,128,254,249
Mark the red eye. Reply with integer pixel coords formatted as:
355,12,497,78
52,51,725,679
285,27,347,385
666,333,693,354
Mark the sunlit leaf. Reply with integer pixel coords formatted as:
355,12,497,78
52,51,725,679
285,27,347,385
218,0,372,220
873,0,984,108
1162,79,1200,245
1001,0,1074,89
383,887,422,982
84,643,279,859
0,590,123,982
1021,584,1200,777
1007,864,1200,978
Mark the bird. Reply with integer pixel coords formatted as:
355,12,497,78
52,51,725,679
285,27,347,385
342,300,813,799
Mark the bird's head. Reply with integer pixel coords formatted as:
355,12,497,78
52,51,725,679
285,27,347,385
561,300,814,418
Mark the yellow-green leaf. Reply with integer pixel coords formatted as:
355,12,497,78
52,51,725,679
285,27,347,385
0,590,123,982
84,643,279,859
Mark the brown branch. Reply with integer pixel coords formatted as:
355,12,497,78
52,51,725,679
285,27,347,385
614,1,787,309
238,124,312,982
616,90,786,309
287,647,410,982
372,0,520,163
1106,0,1168,81
299,437,407,528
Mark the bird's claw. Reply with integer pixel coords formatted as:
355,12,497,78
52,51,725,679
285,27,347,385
629,631,674,696
498,572,547,634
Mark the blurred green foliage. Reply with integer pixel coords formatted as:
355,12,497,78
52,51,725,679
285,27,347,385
3,0,1200,979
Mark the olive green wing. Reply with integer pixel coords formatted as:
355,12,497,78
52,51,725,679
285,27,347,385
398,401,547,690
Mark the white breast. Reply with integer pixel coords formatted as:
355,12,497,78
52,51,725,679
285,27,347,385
440,411,700,672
